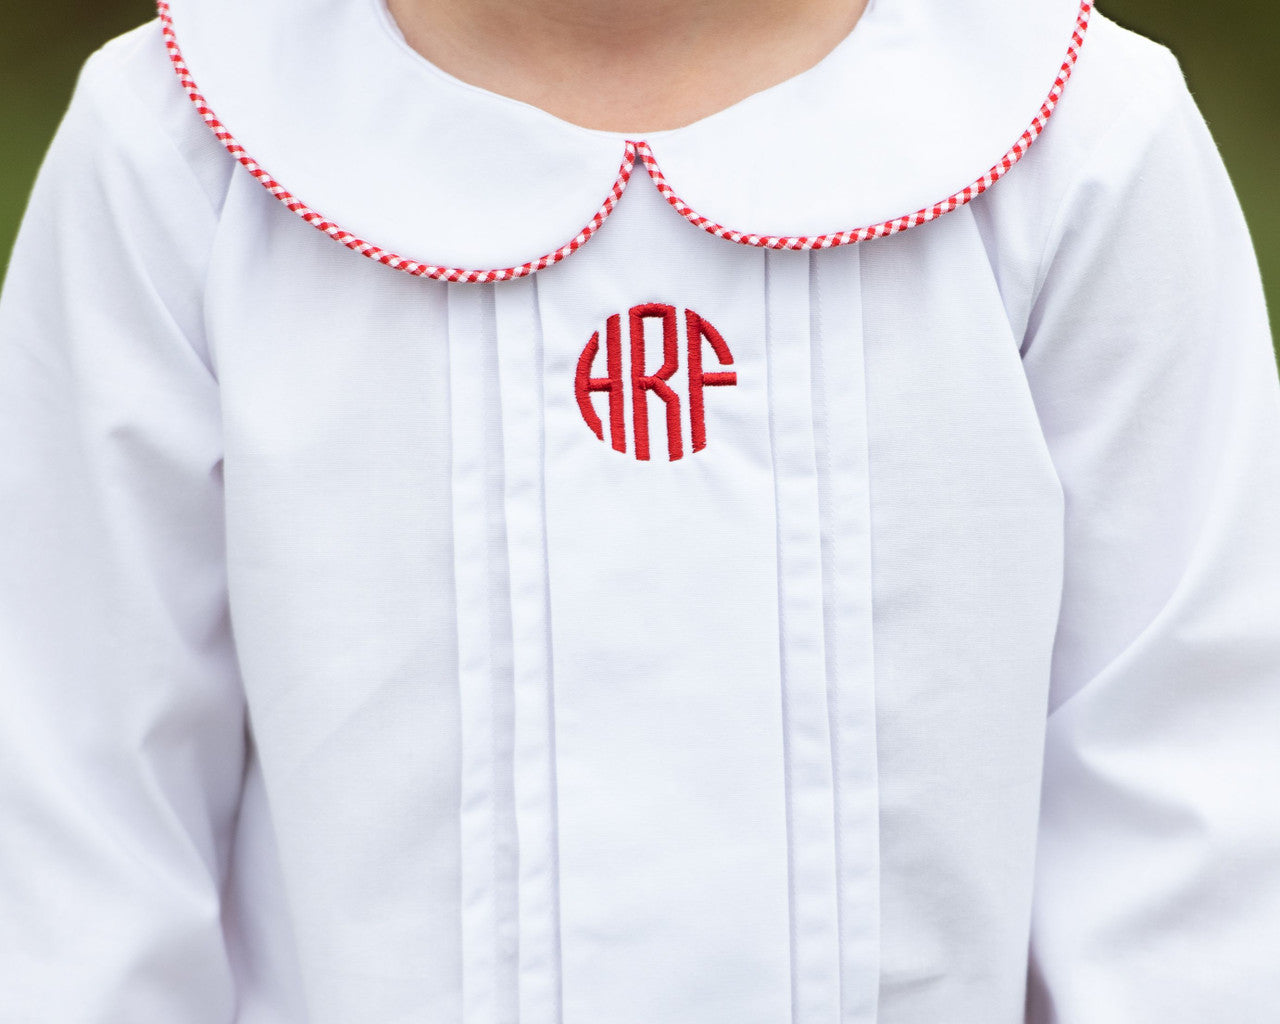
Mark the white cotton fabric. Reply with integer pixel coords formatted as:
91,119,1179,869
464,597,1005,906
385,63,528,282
1,5,1278,1024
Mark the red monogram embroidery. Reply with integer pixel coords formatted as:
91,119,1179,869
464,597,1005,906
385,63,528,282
575,304,738,461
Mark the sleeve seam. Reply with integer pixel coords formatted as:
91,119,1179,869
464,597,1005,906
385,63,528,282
1023,45,1187,348
79,29,229,383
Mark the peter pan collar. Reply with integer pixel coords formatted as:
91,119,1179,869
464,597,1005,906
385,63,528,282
158,0,1092,283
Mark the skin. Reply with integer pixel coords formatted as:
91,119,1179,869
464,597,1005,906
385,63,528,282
386,0,872,133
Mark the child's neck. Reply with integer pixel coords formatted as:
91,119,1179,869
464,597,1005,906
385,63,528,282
387,0,870,133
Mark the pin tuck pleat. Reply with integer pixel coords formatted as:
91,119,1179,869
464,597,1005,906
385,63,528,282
446,284,523,1024
810,249,881,1024
447,278,567,1024
764,251,843,1024
493,278,565,1024
766,246,883,1024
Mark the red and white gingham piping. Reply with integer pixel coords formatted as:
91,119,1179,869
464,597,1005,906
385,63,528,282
157,0,635,283
639,0,1093,249
158,0,1092,280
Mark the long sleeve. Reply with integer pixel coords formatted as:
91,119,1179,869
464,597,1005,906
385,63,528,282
0,32,246,1022
1022,46,1280,1023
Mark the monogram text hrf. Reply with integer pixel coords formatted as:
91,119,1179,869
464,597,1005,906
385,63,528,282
574,303,738,462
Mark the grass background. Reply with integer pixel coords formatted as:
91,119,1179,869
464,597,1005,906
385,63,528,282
1,0,1276,340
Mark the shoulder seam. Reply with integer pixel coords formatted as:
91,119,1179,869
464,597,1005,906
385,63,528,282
1023,41,1186,340
72,30,227,382
79,21,233,219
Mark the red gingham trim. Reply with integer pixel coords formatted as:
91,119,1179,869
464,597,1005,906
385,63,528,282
158,0,1092,278
157,0,634,283
636,0,1094,250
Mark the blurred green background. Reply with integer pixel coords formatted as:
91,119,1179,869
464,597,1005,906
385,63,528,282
1,0,1276,334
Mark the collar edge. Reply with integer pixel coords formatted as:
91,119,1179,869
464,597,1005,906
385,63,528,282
157,0,1094,282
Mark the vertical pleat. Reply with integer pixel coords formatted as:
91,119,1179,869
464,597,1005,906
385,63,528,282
764,251,843,1024
492,277,564,1024
811,249,881,1024
447,284,520,1024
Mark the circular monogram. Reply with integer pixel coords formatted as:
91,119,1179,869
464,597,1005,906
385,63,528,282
575,303,738,462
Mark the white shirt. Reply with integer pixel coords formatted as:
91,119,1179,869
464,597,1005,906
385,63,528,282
1,0,1278,1021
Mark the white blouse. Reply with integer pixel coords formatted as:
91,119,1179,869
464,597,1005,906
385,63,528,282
1,0,1277,1022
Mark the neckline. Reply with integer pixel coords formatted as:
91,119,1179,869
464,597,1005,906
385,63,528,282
157,0,1094,280
367,0,880,144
